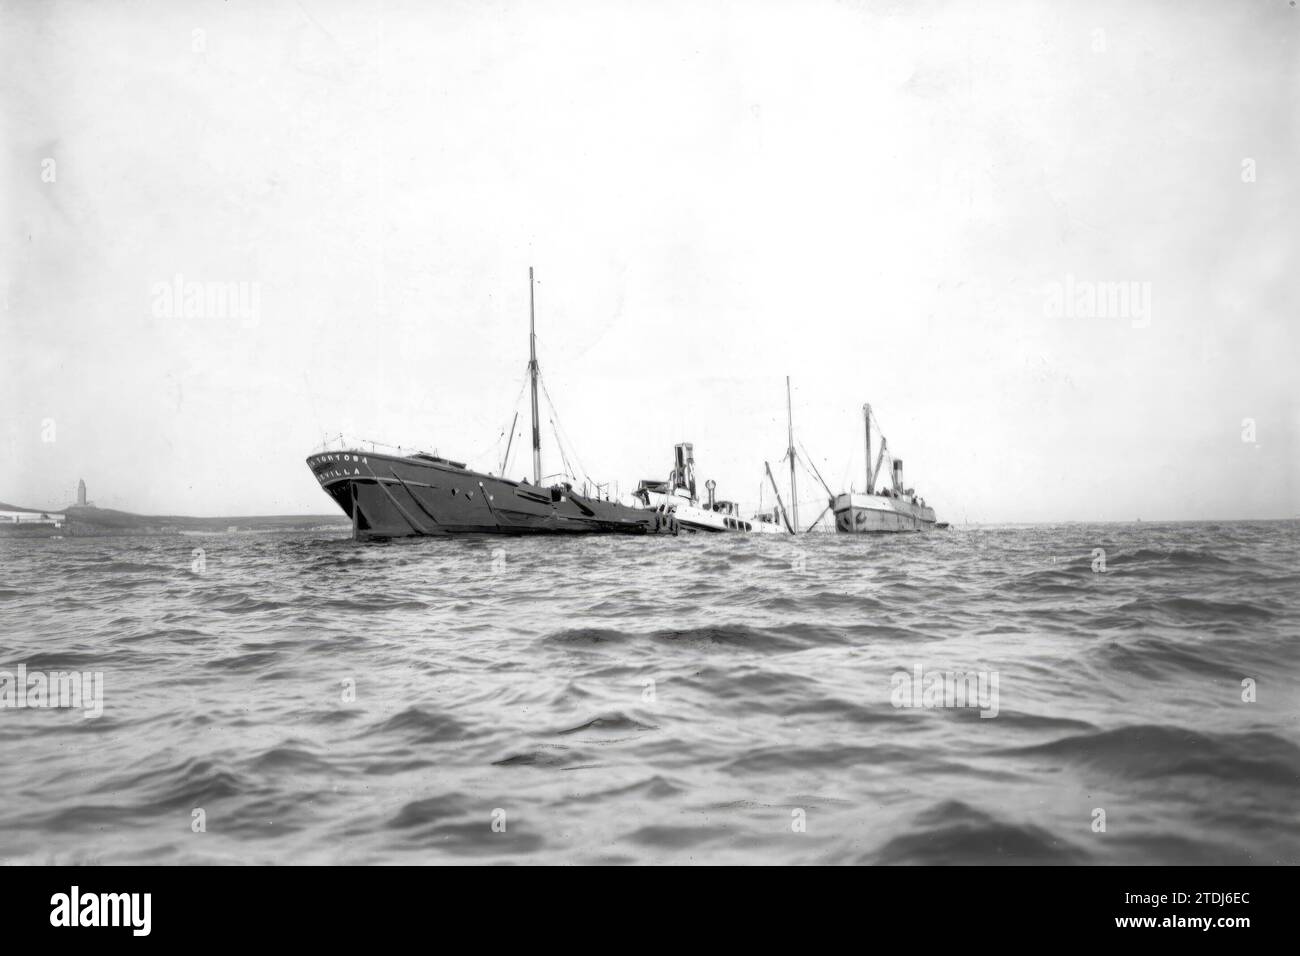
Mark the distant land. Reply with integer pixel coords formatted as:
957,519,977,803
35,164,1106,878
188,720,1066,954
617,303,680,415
0,501,349,537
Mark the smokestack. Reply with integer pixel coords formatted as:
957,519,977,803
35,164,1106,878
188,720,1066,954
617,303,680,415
892,459,903,493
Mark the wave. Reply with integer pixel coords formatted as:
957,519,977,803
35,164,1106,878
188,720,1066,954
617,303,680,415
871,800,1090,865
368,706,471,745
998,725,1300,787
555,712,656,735
542,623,834,653
1107,547,1241,568
1114,595,1276,624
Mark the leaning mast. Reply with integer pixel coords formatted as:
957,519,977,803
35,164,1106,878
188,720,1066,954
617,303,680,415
528,267,542,485
786,376,799,533
863,402,873,493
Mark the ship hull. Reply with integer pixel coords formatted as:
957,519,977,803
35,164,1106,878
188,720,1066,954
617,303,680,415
0,523,64,537
832,492,936,533
307,450,676,540
636,490,787,534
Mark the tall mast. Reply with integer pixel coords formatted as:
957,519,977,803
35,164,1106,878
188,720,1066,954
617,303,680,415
786,376,799,532
528,267,542,485
863,402,873,493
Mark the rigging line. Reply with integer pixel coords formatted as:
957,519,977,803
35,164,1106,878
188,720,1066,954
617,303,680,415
506,367,535,477
502,427,521,479
556,413,603,492
480,426,505,470
537,383,566,480
467,425,509,469
531,372,576,484
538,375,596,488
802,503,831,534
505,370,529,426
548,418,569,478
868,407,895,453
473,370,530,475
796,439,835,499
549,419,574,481
488,371,530,454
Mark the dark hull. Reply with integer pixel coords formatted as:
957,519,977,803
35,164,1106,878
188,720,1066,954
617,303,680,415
307,450,677,540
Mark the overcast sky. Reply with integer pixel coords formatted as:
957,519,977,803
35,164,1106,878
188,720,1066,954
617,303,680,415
2,0,1295,522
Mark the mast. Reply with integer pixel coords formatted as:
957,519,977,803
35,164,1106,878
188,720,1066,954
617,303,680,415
863,402,873,493
500,410,519,476
786,376,799,533
764,461,795,534
528,267,541,485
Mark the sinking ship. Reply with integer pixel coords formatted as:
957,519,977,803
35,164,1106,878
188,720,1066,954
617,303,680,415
632,443,787,534
831,403,937,533
306,270,676,540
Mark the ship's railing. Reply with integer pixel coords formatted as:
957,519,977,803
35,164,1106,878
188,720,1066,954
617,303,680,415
311,433,436,458
310,434,645,506
310,434,622,494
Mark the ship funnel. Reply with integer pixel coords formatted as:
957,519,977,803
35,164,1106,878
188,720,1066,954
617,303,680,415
705,479,716,510
892,459,904,493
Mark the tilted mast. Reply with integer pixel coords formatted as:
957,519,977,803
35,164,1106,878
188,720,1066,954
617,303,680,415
863,402,873,493
786,376,799,532
528,267,542,485
765,461,795,534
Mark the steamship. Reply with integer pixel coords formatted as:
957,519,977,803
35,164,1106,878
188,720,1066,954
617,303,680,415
632,443,788,534
831,404,938,533
306,270,676,540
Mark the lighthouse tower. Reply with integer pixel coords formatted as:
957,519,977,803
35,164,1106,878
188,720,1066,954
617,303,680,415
77,479,87,507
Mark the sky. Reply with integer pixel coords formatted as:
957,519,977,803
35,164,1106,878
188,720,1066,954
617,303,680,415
2,0,1296,522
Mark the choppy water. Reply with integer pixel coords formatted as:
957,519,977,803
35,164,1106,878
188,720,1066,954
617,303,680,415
1,521,1297,865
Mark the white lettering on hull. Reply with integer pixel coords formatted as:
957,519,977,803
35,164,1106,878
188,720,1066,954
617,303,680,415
308,453,370,483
